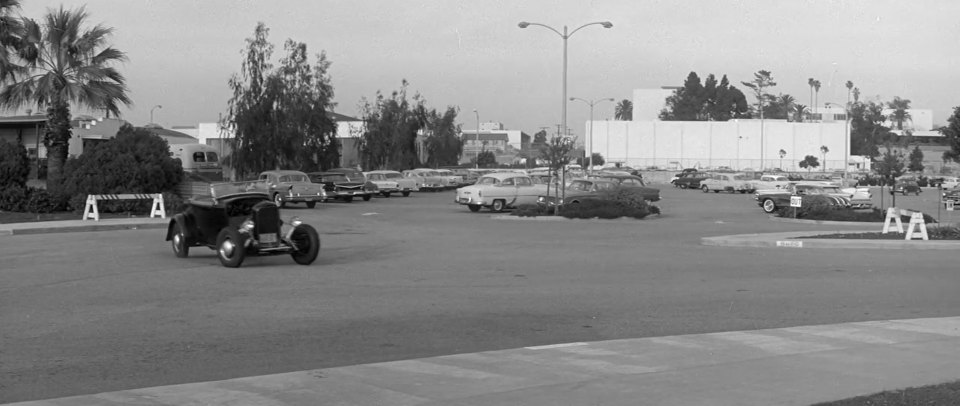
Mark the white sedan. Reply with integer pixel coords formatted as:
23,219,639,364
455,172,548,212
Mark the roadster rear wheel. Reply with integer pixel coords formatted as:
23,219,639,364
171,222,189,258
290,224,320,265
216,228,246,268
762,199,777,213
273,193,286,208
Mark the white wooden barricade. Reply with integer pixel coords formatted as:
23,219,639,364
82,193,166,221
882,207,928,241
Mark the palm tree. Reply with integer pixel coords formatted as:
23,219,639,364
813,80,822,114
820,145,829,172
0,0,22,82
886,96,912,131
776,94,795,120
807,78,814,111
614,99,632,121
779,149,786,170
0,6,131,190
793,104,807,122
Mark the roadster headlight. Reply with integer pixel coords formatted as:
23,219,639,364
290,216,303,227
240,219,255,233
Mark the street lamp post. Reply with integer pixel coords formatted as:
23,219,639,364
150,104,162,125
472,109,480,168
518,20,613,173
570,97,614,174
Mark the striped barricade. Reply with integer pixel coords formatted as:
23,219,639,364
881,207,928,240
82,193,166,221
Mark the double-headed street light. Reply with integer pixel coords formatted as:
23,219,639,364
518,20,613,168
150,104,162,125
570,97,614,174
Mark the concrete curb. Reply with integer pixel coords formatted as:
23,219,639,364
766,215,885,226
703,230,960,250
0,218,168,236
490,214,660,222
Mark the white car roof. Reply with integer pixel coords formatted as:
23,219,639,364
479,172,530,180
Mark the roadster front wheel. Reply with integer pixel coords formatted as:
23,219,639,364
171,222,189,258
216,228,246,268
290,224,320,265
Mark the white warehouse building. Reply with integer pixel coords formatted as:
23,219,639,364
583,88,854,172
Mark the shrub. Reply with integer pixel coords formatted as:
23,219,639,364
511,203,546,217
595,187,651,210
24,187,67,213
0,139,30,188
59,125,184,213
0,184,27,211
560,198,657,220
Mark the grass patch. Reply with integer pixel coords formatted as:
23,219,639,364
812,379,960,405
800,224,960,240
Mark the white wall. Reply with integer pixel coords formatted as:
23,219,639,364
589,119,848,171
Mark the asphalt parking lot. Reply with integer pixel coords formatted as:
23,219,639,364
2,181,958,403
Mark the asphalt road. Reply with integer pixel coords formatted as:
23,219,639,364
1,183,958,403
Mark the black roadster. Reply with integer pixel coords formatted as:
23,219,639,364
165,183,320,267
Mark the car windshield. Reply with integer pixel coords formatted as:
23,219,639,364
383,172,402,179
324,174,349,182
476,176,499,186
367,173,385,181
279,174,308,182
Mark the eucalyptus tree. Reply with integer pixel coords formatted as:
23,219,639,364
659,72,748,121
0,6,131,190
940,106,960,164
741,70,776,119
224,23,338,178
422,106,463,168
357,80,427,170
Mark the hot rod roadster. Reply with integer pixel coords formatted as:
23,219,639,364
165,182,320,267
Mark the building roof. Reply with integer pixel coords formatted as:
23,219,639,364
329,112,361,122
140,126,197,140
0,115,47,125
463,133,509,141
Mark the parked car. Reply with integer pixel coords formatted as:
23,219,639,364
669,168,698,185
433,168,467,188
403,168,447,191
701,172,755,194
672,171,710,189
365,170,419,197
362,171,400,197
252,170,327,208
165,182,320,267
536,179,619,208
752,174,791,190
754,183,853,213
890,179,922,196
308,171,376,202
454,172,548,212
942,185,960,207
588,173,661,202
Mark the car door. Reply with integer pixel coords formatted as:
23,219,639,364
498,176,519,205
514,176,538,205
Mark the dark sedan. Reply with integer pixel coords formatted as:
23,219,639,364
307,172,375,202
589,173,661,202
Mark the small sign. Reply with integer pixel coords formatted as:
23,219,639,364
790,196,802,208
948,201,955,211
776,240,803,248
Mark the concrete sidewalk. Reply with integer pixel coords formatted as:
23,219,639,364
7,316,960,406
0,217,168,236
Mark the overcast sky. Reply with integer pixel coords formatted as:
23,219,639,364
17,0,960,137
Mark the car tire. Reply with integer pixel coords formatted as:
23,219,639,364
363,194,372,201
171,221,189,258
701,185,709,193
344,196,353,203
679,183,688,189
216,228,246,268
402,191,411,197
289,224,320,265
491,199,506,212
762,199,777,213
382,192,391,198
273,193,286,208
306,202,316,209
467,204,481,212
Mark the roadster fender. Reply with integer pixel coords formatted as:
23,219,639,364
165,213,194,242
